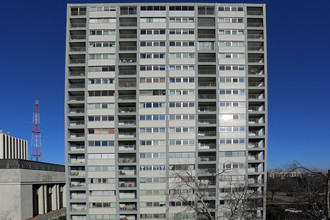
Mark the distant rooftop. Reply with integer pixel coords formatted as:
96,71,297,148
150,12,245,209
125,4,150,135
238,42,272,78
0,159,64,172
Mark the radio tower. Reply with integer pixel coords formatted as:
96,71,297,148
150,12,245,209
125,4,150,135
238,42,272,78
31,100,42,161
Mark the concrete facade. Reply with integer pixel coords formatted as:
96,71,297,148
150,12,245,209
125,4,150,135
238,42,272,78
65,3,267,220
0,131,28,160
0,160,66,220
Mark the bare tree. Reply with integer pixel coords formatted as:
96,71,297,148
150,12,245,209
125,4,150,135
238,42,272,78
168,167,263,220
286,161,330,220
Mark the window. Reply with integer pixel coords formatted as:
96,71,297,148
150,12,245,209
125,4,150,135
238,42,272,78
141,6,166,11
219,114,245,120
140,140,166,146
89,78,115,84
169,17,194,23
140,41,166,47
169,41,194,47
140,115,165,121
139,102,165,108
219,53,245,59
88,90,115,97
90,18,116,23
169,53,195,59
90,30,115,35
169,77,194,83
89,66,115,72
219,126,245,132
169,6,194,11
219,77,245,83
219,139,245,144
169,127,195,133
90,6,116,12
219,65,245,71
140,29,165,35
89,42,115,48
88,115,114,121
140,18,166,23
140,65,165,71
169,114,195,120
140,53,165,59
169,90,194,96
219,89,245,95
169,102,194,108
88,154,115,159
89,54,115,60
169,29,194,35
218,41,245,47
219,151,246,157
87,103,115,109
88,128,115,134
219,29,244,35
140,77,165,83
139,127,165,133
88,141,114,147
169,140,195,145
219,6,244,12
218,18,244,23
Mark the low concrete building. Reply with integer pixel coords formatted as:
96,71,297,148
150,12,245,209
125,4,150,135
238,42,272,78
0,131,28,160
0,159,66,220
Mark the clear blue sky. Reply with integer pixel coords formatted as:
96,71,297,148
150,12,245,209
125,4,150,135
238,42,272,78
0,0,329,170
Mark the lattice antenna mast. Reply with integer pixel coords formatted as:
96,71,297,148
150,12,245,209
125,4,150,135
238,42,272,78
31,100,42,161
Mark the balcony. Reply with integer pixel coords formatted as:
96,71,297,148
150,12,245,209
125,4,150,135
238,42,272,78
199,94,216,100
71,7,86,16
198,156,216,162
119,18,137,27
198,53,216,62
118,132,136,138
68,108,84,114
198,105,216,112
248,105,264,112
69,133,84,139
198,141,216,150
68,96,84,101
71,192,86,200
248,42,264,52
119,78,136,88
198,168,216,175
248,153,264,161
120,215,136,220
69,121,85,127
198,29,216,38
71,205,86,212
70,181,86,188
198,117,216,125
120,30,137,39
248,81,264,88
69,158,85,164
247,18,264,28
119,191,136,199
119,169,136,176
248,93,265,100
248,55,264,64
248,66,264,75
70,22,86,28
69,145,85,151
118,106,136,113
119,179,137,188
247,7,263,16
118,90,136,101
70,30,86,40
248,116,264,125
198,80,216,87
198,65,216,75
198,131,216,137
118,144,136,151
247,30,263,40
69,83,85,89
118,158,136,163
70,170,85,177
248,140,264,149
118,66,136,76
119,203,137,211
198,18,215,27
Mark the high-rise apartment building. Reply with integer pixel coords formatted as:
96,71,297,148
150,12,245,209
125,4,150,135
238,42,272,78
65,3,267,220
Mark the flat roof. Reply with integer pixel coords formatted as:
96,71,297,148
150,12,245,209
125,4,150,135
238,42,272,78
0,159,64,172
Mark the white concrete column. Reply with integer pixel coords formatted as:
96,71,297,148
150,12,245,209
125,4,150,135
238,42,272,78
43,185,48,213
51,185,57,210
62,185,66,208
37,185,44,215
56,184,60,209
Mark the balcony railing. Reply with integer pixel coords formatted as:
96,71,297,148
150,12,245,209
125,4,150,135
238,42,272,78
68,96,84,101
198,22,215,27
198,168,216,175
118,95,136,100
69,108,84,114
247,22,263,27
71,194,86,200
120,34,137,38
118,70,136,76
118,145,136,151
69,121,85,126
70,23,86,28
248,46,264,51
69,133,84,138
118,120,136,125
120,22,137,27
247,11,263,16
69,146,85,151
119,82,136,88
70,183,86,188
119,170,136,175
198,82,216,87
198,143,216,150
70,59,85,64
198,156,216,162
248,118,264,124
249,131,264,136
119,193,136,199
248,58,264,63
198,94,216,99
70,171,85,176
119,182,137,188
70,35,86,40
119,46,137,51
69,84,85,89
248,82,264,87
248,155,264,161
120,206,136,211
118,158,136,163
69,71,85,77
118,107,136,113
198,34,216,38
198,119,216,124
248,143,264,149
198,70,216,75
247,34,263,39
198,58,216,62
248,94,264,100
198,106,216,112
71,206,86,212
198,131,216,137
248,167,263,173
119,58,136,63
70,159,85,164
